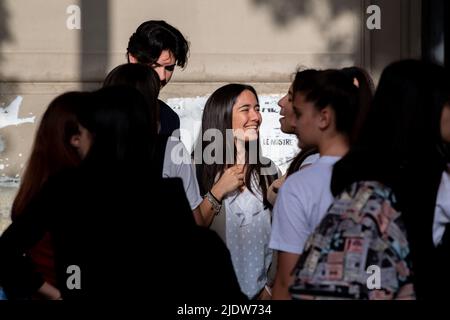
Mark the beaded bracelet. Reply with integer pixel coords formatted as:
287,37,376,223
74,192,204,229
205,191,222,215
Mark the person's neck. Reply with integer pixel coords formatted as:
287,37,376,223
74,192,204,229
318,133,349,158
235,139,247,165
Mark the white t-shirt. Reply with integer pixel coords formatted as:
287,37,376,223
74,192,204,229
224,175,273,299
433,168,450,247
269,156,341,254
302,153,320,168
162,137,203,210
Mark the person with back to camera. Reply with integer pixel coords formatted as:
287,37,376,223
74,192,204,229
0,92,88,299
329,60,450,299
0,86,246,301
103,63,204,225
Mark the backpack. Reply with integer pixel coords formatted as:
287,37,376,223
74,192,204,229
289,181,415,300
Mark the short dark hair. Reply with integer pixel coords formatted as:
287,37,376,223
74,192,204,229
127,20,189,68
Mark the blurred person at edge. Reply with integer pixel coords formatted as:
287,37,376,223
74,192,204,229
0,86,246,301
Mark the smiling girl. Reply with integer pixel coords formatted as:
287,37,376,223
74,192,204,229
195,84,279,299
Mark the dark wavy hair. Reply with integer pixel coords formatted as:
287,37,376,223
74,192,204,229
127,20,189,68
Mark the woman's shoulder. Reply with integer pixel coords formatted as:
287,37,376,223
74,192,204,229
281,163,326,194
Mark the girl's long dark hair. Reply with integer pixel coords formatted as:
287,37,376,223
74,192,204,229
332,60,450,196
12,92,87,218
194,84,277,208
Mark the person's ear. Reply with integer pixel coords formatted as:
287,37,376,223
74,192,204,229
70,133,81,149
128,53,138,64
318,107,332,130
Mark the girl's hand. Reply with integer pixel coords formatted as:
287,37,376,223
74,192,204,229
211,165,245,200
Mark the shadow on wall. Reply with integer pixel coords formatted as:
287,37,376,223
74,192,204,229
0,1,18,233
251,0,362,66
0,0,14,157
0,0,18,107
0,0,13,84
80,0,109,91
252,0,356,26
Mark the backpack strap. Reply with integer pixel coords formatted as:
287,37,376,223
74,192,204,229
261,157,280,187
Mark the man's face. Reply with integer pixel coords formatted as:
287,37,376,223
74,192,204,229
129,50,176,88
150,50,176,88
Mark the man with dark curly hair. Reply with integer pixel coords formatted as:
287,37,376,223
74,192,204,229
127,20,189,136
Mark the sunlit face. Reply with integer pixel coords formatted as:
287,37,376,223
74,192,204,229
293,92,321,149
70,125,92,159
278,84,296,134
129,49,176,88
232,90,262,142
441,104,450,143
